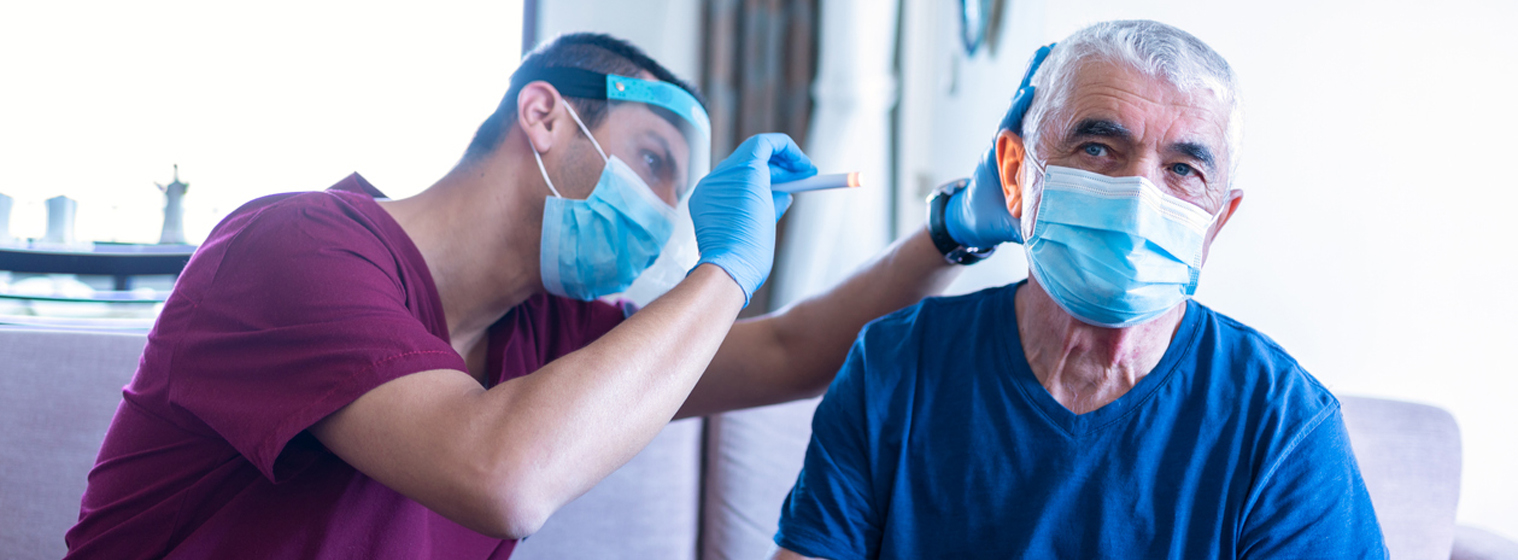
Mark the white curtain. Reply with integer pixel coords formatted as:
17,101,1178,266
698,2,902,559
771,0,899,309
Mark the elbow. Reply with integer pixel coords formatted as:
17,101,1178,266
794,376,831,400
783,368,831,400
768,324,846,401
791,359,844,400
471,482,553,540
486,500,551,541
804,360,847,397
453,453,557,540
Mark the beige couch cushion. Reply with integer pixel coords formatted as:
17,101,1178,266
0,327,146,559
0,326,705,559
513,417,704,560
700,399,821,560
1341,396,1463,560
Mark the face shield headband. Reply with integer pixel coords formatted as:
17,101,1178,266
506,66,712,203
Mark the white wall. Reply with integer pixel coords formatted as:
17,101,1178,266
536,0,704,82
896,0,1518,538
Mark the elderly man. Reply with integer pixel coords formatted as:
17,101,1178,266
773,20,1387,560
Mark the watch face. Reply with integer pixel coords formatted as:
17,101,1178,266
949,245,995,265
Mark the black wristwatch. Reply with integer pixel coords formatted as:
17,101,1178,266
926,178,996,265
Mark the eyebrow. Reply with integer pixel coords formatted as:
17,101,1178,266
1069,118,1218,173
1069,118,1132,143
1168,141,1216,174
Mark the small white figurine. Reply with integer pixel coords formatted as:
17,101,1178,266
157,165,189,245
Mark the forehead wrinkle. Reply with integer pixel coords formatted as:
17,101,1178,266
1073,59,1224,111
1064,82,1229,168
1068,62,1227,129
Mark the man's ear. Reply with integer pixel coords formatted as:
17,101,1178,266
516,81,562,154
1202,189,1244,263
996,129,1028,219
1210,189,1244,239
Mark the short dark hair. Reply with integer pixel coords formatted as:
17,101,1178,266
463,32,704,161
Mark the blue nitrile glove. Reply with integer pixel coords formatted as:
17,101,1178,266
944,43,1054,248
689,133,817,307
946,149,1025,246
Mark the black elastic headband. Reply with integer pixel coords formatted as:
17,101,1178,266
508,66,609,101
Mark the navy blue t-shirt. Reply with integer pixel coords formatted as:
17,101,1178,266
776,282,1386,559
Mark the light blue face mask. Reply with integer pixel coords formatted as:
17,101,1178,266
535,101,677,301
1024,165,1220,328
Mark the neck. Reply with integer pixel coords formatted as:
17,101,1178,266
377,149,546,349
1013,276,1185,414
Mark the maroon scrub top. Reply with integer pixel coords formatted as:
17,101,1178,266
64,174,627,559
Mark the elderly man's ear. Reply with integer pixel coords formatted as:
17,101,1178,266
1205,189,1245,251
996,129,1028,219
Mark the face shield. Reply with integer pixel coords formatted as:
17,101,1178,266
601,76,711,205
509,66,713,306
511,66,711,205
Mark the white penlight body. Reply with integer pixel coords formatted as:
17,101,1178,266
772,172,864,193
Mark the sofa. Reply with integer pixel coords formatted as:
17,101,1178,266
2,325,1515,559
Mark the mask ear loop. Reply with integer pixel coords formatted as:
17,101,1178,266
561,98,609,162
526,93,610,200
531,145,563,198
1203,188,1242,236
1020,157,1049,242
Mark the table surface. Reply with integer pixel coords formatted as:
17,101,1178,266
1,242,196,277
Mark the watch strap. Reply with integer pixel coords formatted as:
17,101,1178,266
926,179,995,265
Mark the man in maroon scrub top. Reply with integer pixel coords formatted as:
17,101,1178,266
64,33,1014,559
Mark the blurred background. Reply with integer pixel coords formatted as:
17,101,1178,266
1,0,1514,541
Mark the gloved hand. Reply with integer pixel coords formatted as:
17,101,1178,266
689,133,817,307
946,149,1024,247
944,43,1054,248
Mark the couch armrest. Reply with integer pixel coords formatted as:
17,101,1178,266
1452,525,1518,560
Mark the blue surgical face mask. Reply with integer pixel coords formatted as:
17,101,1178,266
1023,165,1220,328
534,102,676,301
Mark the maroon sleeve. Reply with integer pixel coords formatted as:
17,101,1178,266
489,295,629,387
551,297,630,357
168,196,465,482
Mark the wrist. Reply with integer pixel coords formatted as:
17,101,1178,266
943,189,986,248
693,255,766,308
688,262,749,310
926,179,995,265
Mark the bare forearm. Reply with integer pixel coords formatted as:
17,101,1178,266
767,227,958,388
485,264,743,509
314,264,744,538
679,227,959,417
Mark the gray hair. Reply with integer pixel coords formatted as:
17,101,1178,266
1021,20,1243,184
